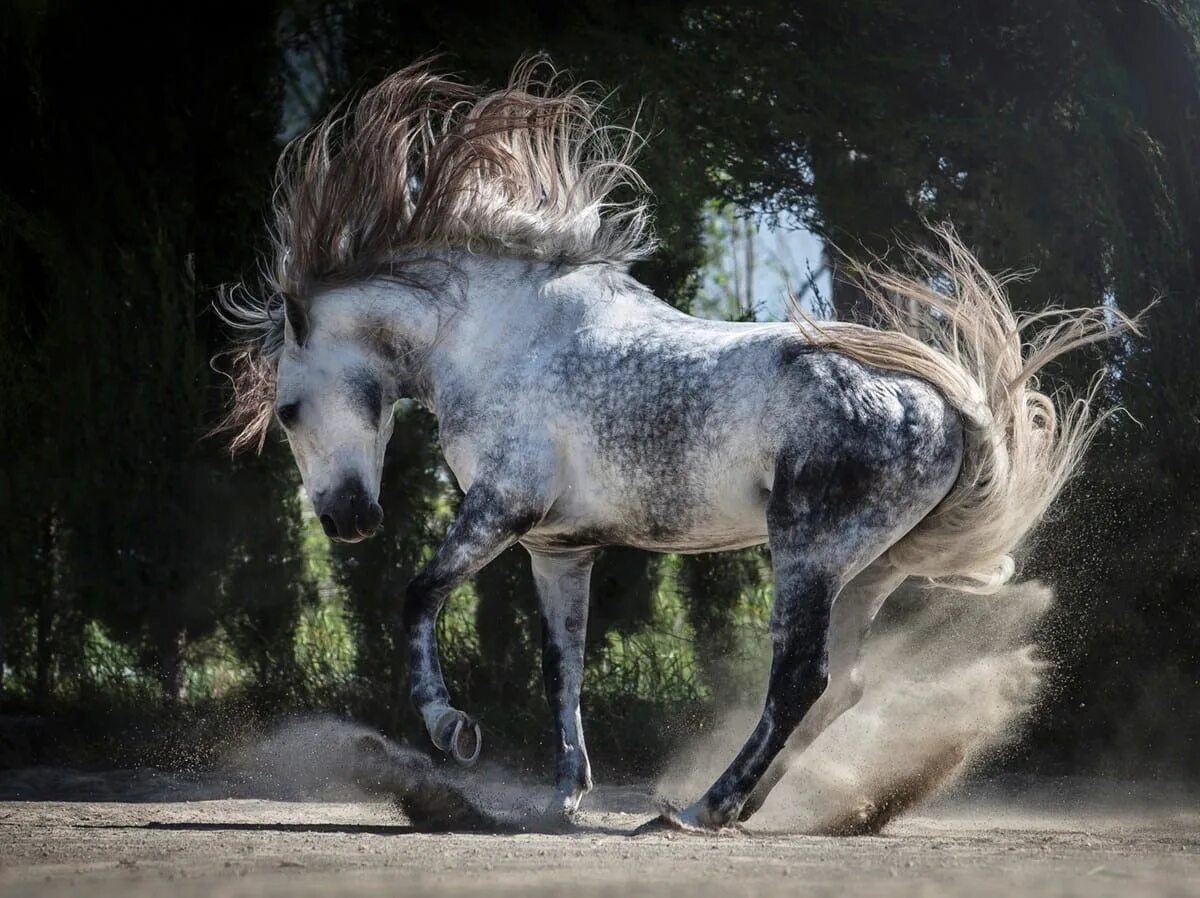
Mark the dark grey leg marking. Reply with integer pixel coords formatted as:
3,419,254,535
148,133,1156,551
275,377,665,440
675,444,954,830
528,548,595,815
737,563,906,822
683,557,839,828
404,483,540,763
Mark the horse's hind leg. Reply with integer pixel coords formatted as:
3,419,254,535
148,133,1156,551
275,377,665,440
736,562,905,822
660,443,955,831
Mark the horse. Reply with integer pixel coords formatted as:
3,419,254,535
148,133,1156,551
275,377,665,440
218,59,1136,831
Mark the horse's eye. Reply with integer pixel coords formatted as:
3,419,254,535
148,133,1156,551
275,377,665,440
276,402,300,428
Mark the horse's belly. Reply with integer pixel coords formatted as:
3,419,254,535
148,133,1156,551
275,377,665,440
527,457,771,554
642,474,771,552
523,512,768,554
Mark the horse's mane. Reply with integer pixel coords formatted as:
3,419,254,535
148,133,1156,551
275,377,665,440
217,57,654,452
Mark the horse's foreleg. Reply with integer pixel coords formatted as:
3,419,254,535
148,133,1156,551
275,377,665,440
404,483,542,766
529,548,595,817
736,563,905,822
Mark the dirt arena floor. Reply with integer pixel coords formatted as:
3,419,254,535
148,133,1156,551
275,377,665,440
2,771,1198,898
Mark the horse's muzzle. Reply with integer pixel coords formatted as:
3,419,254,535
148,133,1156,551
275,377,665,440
315,481,384,543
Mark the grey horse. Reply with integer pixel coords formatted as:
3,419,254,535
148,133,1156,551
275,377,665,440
219,60,1134,830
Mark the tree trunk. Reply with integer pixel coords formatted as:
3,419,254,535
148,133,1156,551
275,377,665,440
678,550,761,705
389,619,407,740
0,609,7,704
829,252,875,324
157,628,187,701
34,514,54,710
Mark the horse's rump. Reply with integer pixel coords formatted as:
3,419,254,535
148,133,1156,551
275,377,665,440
791,224,1144,593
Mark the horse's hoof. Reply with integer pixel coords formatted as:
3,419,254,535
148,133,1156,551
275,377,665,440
542,788,584,823
631,802,729,836
431,709,482,767
631,813,676,836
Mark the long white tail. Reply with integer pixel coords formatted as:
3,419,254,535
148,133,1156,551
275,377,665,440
792,224,1144,593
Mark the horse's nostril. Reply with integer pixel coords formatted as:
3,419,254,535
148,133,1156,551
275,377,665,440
319,513,339,538
363,501,384,534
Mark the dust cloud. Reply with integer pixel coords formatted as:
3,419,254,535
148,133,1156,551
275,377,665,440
231,581,1052,834
234,715,551,831
658,580,1053,833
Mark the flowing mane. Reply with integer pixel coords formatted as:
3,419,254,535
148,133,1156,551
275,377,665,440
217,57,654,452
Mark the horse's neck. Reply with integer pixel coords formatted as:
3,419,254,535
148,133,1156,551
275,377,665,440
418,255,659,413
427,256,577,367
444,256,552,350
386,255,543,410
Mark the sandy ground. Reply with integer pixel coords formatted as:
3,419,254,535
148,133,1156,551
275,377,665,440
7,573,1137,896
2,773,1199,898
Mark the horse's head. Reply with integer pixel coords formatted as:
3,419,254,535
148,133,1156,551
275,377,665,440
274,293,396,543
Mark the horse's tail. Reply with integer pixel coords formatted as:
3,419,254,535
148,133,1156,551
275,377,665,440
792,224,1145,593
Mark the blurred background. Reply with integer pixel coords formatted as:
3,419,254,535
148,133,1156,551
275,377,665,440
1,0,1196,782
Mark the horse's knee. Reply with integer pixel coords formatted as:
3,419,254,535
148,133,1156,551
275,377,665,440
402,577,435,629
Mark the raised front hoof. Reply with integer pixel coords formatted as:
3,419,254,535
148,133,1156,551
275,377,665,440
430,708,482,767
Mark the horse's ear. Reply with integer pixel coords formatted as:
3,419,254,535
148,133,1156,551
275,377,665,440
284,297,309,346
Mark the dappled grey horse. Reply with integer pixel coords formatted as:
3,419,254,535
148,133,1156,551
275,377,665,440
219,60,1133,830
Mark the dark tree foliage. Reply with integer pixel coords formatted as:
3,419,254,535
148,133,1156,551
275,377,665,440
0,1,312,704
1,0,1197,777
677,550,764,703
